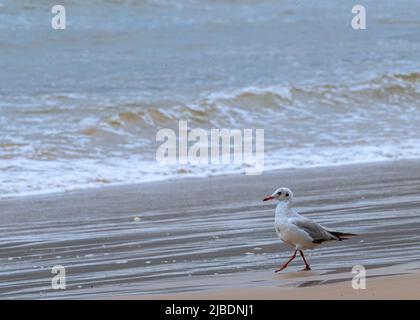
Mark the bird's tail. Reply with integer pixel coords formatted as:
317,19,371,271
328,231,358,241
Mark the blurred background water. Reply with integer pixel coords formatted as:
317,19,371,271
0,0,420,197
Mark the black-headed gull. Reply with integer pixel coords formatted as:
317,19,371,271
263,187,356,272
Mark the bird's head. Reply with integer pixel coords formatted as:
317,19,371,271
263,187,293,202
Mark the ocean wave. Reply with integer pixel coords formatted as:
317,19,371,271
1,70,420,198
78,71,420,133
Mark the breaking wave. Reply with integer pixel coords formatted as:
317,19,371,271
1,71,420,197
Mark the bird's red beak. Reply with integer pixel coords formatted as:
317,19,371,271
263,195,274,202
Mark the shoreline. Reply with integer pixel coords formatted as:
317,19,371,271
1,159,420,299
1,158,420,202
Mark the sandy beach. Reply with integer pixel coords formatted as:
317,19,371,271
126,266,420,300
1,160,420,299
1,0,420,302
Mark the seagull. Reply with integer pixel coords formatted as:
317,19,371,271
263,187,356,272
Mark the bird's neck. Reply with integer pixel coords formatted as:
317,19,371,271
277,199,293,209
275,200,293,221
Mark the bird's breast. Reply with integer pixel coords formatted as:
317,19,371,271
274,222,291,240
274,221,314,249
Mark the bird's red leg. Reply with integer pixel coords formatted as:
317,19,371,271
299,250,311,271
275,250,297,273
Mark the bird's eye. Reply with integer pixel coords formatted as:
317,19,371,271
277,192,282,195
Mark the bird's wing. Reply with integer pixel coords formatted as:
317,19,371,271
291,218,338,243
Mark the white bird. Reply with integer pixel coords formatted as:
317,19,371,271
263,187,356,272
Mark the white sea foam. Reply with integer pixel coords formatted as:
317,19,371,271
1,72,420,198
2,138,420,199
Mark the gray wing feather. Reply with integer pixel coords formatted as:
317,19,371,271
291,219,338,243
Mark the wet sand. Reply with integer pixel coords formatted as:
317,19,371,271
123,263,420,300
1,160,420,299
